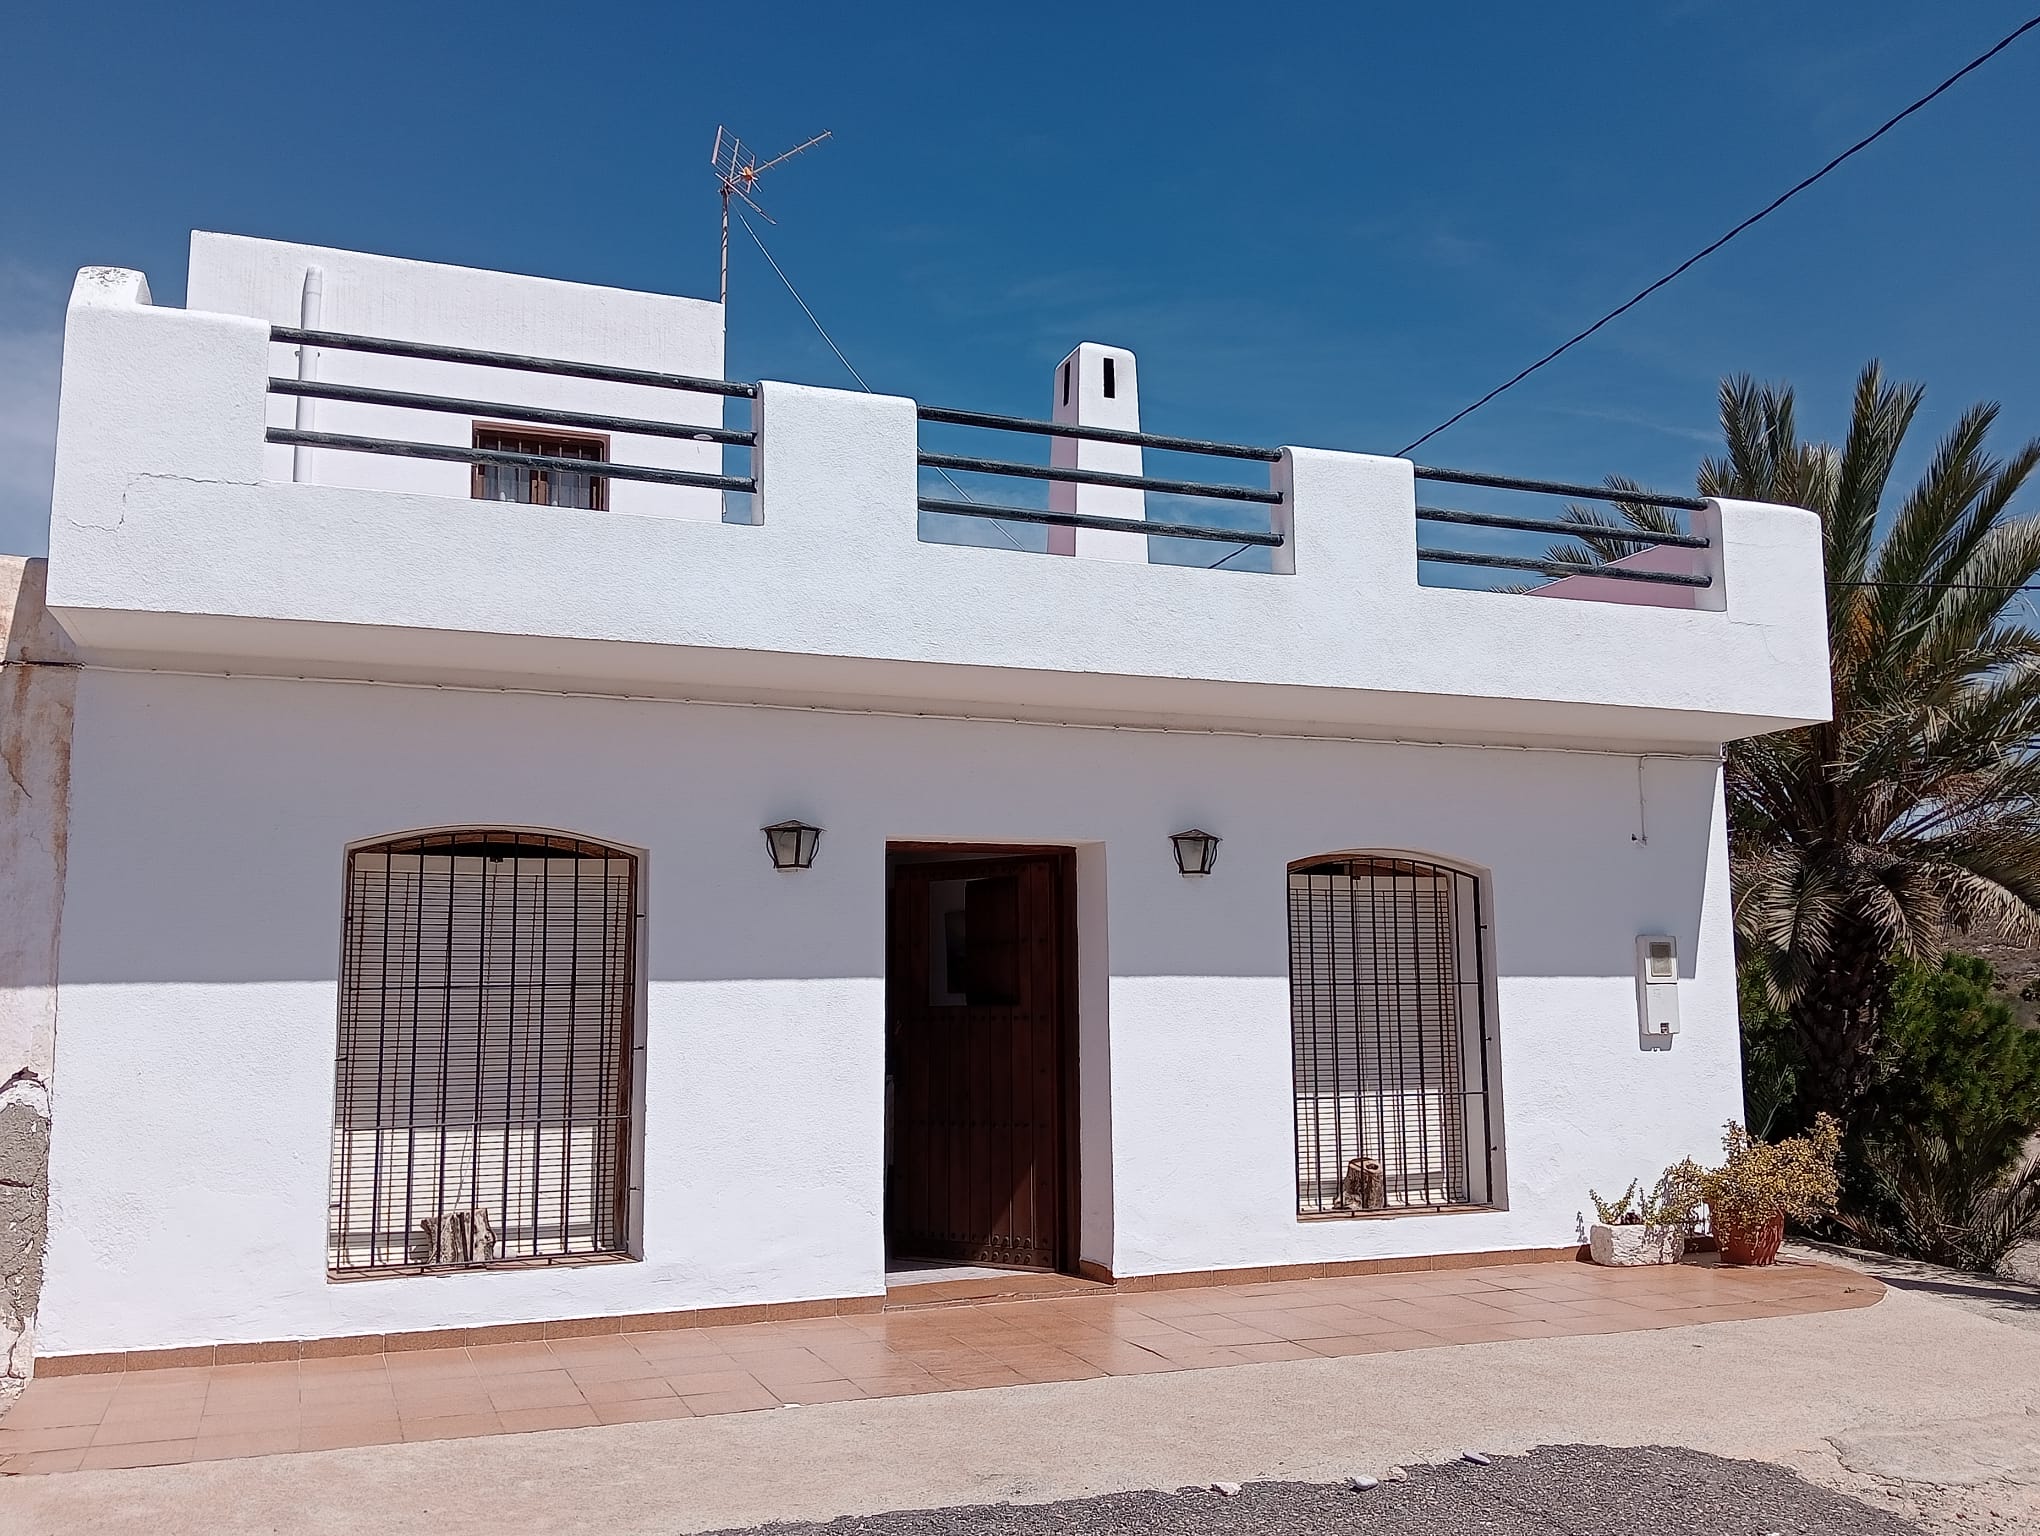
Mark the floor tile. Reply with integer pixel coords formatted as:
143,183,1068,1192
300,1420,403,1451
497,1404,599,1433
0,1422,101,1454
591,1397,695,1425
774,1380,868,1405
577,1375,678,1407
400,1412,505,1443
93,1409,205,1444
389,1387,496,1419
680,1385,780,1415
466,1343,560,1377
191,1428,302,1461
0,1447,88,1475
78,1438,198,1471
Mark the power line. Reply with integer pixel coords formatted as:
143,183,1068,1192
1396,12,2040,457
1836,580,2040,592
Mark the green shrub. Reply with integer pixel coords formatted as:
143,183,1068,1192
1843,1131,2040,1272
1736,956,1801,1140
1841,952,2040,1272
1871,953,2040,1182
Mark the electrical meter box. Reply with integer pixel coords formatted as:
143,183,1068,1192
1636,934,1680,1041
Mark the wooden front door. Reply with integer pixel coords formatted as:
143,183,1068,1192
886,852,1071,1270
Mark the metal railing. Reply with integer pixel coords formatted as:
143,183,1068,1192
1411,465,1713,591
264,327,756,496
913,405,1286,549
261,328,1715,589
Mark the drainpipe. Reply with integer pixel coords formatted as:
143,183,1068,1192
291,265,324,484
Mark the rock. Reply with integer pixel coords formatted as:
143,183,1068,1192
1347,1474,1379,1491
1212,1482,1241,1496
1463,1451,1492,1466
1833,1415,2040,1488
1385,1466,1409,1482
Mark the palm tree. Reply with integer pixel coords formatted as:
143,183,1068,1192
1565,364,2040,1122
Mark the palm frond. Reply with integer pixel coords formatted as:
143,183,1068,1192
1715,363,2040,1116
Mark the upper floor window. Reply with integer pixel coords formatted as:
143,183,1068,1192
473,428,607,511
1288,854,1497,1217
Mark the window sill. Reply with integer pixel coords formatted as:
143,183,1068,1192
1297,1203,1500,1224
327,1251,638,1284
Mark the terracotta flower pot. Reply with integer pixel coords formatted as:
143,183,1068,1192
1717,1213,1786,1266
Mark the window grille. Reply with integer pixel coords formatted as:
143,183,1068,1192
1288,855,1495,1216
329,830,638,1274
472,428,607,510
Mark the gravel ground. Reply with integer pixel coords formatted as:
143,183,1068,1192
708,1446,1924,1536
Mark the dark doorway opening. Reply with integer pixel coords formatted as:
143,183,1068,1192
885,847,1077,1273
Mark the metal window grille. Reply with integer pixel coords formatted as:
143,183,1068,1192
1288,856,1495,1216
472,429,607,510
329,830,638,1274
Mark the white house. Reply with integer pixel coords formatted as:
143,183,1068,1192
0,232,1831,1376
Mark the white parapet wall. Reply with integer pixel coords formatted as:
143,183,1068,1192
42,248,1831,752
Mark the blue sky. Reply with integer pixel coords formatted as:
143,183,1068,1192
3,1,2038,558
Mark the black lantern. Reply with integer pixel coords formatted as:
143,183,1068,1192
762,820,822,871
1170,828,1220,877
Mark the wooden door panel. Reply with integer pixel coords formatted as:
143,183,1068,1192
888,855,1064,1268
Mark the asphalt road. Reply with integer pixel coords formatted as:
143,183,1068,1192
711,1446,1925,1536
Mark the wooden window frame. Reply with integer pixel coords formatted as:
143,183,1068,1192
470,424,610,512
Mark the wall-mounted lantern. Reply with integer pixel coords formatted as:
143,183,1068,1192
762,820,822,871
1170,828,1221,877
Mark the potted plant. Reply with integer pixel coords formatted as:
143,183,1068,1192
1587,1164,1703,1266
1696,1114,1842,1265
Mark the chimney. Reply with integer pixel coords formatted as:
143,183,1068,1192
1047,343,1146,561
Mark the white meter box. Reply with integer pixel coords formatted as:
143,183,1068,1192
1636,934,1680,1040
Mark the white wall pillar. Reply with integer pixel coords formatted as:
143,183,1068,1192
1047,343,1147,562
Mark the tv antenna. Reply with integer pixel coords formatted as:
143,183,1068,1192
712,126,831,307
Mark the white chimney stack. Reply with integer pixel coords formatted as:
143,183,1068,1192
1047,342,1146,562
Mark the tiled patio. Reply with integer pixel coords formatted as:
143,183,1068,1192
0,1257,1879,1476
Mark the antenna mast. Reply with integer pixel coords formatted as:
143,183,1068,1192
711,127,832,307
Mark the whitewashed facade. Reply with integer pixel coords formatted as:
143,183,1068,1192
10,233,1830,1366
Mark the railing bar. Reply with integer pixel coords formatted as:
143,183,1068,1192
271,326,758,399
918,452,1282,505
1416,505,1710,549
917,405,1283,462
1417,548,1713,588
917,497,1283,548
266,430,757,493
1413,465,1707,512
268,379,755,445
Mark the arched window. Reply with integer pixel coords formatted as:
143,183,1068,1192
1288,854,1495,1216
329,830,638,1274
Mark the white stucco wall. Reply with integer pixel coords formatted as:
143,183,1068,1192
40,667,1743,1356
186,233,730,521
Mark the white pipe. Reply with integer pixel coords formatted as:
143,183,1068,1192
291,266,325,483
